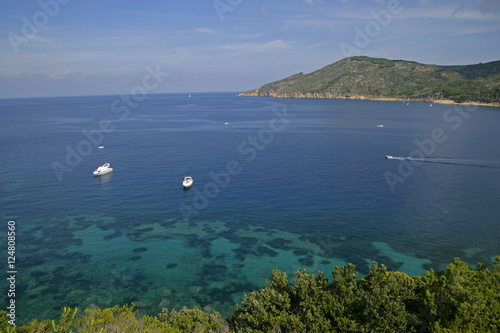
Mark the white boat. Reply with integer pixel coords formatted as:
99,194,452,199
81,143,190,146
385,155,395,159
183,176,193,188
93,162,113,176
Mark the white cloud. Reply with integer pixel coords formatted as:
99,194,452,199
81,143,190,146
195,27,216,34
327,2,498,21
48,70,83,80
220,39,291,53
395,4,500,21
236,33,264,39
453,24,500,36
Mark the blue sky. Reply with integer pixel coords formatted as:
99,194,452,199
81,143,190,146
1,0,499,98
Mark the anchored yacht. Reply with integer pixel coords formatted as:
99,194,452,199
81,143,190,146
93,163,113,176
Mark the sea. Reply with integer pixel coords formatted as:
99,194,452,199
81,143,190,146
1,92,499,324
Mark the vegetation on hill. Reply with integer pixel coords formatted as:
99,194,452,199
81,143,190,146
2,257,499,332
240,56,500,105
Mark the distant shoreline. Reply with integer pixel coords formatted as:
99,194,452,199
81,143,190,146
238,91,500,108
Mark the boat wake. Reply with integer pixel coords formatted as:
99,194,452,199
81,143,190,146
386,156,500,168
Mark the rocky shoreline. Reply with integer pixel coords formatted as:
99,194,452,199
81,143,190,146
238,90,500,108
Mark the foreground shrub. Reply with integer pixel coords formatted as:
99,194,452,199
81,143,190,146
159,306,230,333
231,258,500,332
12,257,500,333
74,304,167,332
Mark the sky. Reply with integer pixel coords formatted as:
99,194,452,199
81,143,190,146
0,0,499,98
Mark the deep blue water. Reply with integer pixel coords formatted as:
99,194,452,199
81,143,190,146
1,93,499,323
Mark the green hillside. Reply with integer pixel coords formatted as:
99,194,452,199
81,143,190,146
240,56,500,105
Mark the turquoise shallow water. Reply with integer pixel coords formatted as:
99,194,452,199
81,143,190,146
1,93,499,323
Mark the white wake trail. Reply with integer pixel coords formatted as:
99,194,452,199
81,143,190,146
386,156,500,168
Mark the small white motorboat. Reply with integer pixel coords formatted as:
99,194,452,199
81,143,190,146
183,176,193,188
385,155,395,159
93,162,113,176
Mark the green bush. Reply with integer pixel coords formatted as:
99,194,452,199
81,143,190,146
14,257,500,333
0,311,17,333
158,306,229,333
74,304,169,333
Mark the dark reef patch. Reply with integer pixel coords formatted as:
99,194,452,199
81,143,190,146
267,238,293,250
72,278,93,291
97,223,115,231
256,245,279,257
293,249,308,256
203,227,216,234
200,281,259,304
202,264,228,278
127,228,154,240
104,230,123,240
65,251,91,263
299,256,315,267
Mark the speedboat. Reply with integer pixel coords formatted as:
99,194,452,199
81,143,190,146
93,162,113,176
385,155,394,159
183,176,193,188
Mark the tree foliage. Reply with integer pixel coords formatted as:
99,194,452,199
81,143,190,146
230,258,500,332
10,257,500,332
158,306,229,333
